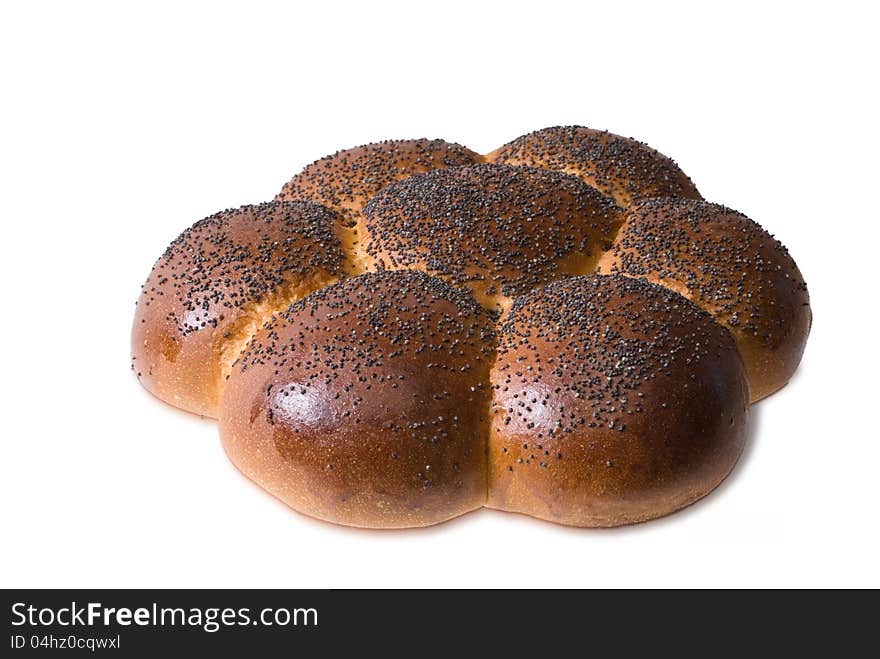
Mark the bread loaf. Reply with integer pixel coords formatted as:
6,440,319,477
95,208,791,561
132,126,811,528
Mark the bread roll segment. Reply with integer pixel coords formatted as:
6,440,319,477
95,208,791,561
361,164,623,313
218,269,495,529
277,139,481,221
596,198,811,401
277,139,483,274
488,275,750,527
488,125,702,207
131,201,345,417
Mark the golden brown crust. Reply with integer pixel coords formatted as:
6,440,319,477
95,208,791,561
487,125,702,207
488,275,749,527
361,164,623,313
595,198,811,401
218,270,495,528
131,201,345,417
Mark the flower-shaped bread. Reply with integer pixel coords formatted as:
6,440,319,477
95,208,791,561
133,127,810,528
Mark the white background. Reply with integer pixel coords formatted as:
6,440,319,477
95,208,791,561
1,1,877,588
